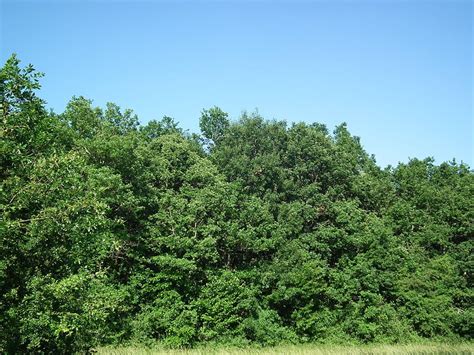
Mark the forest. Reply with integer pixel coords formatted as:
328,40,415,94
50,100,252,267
1,55,472,353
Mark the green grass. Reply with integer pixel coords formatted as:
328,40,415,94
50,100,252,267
96,342,474,355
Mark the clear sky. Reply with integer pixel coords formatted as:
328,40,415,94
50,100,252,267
1,0,472,167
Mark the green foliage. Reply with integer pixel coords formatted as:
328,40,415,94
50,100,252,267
140,116,182,140
1,55,472,353
132,290,197,347
18,273,130,353
243,309,297,346
199,106,229,145
0,54,61,178
104,102,139,135
195,271,257,343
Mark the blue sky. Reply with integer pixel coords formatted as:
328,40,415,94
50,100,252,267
1,0,472,167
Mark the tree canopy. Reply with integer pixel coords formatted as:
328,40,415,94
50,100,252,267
1,55,472,353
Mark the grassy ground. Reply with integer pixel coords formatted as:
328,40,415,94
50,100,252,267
96,342,474,355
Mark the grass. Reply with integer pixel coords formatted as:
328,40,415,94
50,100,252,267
96,342,474,355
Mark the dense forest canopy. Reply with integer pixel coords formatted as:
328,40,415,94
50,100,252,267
1,55,472,353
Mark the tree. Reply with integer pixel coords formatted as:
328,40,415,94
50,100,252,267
199,106,229,146
0,54,61,178
2,54,473,351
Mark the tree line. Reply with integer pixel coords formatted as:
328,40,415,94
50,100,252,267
1,55,472,353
